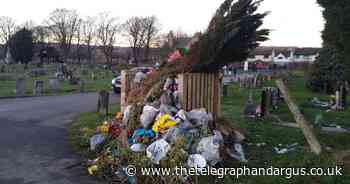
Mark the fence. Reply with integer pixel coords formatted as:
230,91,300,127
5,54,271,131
177,73,221,117
121,70,221,117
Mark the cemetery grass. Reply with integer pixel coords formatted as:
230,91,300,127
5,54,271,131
68,104,120,158
68,71,350,184
0,64,115,97
218,71,350,184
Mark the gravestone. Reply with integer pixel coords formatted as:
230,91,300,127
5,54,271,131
341,85,347,109
49,78,60,94
243,99,256,117
79,80,85,93
33,80,44,96
97,90,110,116
0,65,5,73
91,72,96,80
15,78,25,96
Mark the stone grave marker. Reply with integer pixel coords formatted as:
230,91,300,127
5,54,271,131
49,78,60,94
33,80,44,96
97,90,110,116
79,80,85,93
15,78,25,96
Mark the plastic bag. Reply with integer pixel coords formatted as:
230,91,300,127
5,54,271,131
160,92,173,106
196,131,223,165
130,143,146,152
175,110,192,130
140,105,159,128
187,109,211,126
187,154,207,168
134,71,147,83
159,104,178,115
152,114,177,133
163,78,175,91
122,105,132,125
226,144,247,162
90,134,106,151
146,139,171,164
163,126,180,142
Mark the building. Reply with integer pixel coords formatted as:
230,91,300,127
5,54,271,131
247,46,321,64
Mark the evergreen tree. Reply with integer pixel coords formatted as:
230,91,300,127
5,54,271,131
309,0,350,92
188,0,269,72
8,28,34,67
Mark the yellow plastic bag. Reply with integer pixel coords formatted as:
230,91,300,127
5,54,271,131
115,112,123,120
88,165,98,175
97,122,110,134
152,114,177,133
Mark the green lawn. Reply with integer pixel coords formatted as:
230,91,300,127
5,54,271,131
0,63,115,97
220,72,350,183
69,71,350,183
68,104,120,158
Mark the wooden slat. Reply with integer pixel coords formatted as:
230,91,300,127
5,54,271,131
213,73,218,116
203,73,208,111
217,73,222,116
196,73,201,108
208,74,213,113
187,73,193,111
192,73,196,109
200,73,205,108
276,79,322,155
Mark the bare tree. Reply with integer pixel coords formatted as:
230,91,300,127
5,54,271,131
143,16,160,62
124,16,160,65
0,16,17,54
96,13,119,67
33,26,50,46
81,16,97,64
46,9,80,61
124,16,146,65
74,18,83,64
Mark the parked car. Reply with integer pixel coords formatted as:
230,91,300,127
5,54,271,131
112,76,122,93
111,67,154,94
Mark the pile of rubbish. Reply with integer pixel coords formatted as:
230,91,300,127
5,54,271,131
86,75,247,183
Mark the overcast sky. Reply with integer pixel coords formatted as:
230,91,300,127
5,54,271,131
0,0,324,47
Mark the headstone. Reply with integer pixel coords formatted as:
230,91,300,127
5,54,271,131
341,85,347,109
15,78,25,96
223,84,228,97
97,90,110,116
33,80,44,96
79,80,85,93
49,78,60,94
5,48,14,64
244,61,249,71
243,99,256,117
261,88,273,117
91,72,96,80
0,65,5,73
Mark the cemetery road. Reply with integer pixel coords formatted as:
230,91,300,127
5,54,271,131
0,93,119,184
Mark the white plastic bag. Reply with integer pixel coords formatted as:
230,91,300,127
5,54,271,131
187,109,210,126
140,105,159,128
130,143,146,152
175,110,192,130
146,139,171,164
187,154,207,168
122,105,132,125
164,126,180,142
90,134,106,151
196,131,223,165
226,144,247,162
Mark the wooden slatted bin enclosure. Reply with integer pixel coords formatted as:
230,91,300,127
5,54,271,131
177,72,221,118
121,70,221,118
